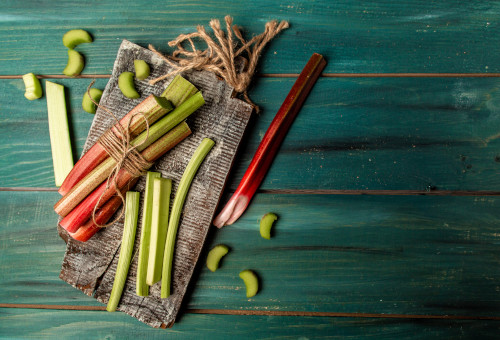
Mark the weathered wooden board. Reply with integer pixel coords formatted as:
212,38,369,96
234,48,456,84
2,77,500,191
2,191,500,318
59,40,252,327
2,0,500,74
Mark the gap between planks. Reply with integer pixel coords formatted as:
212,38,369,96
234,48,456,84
2,73,500,79
0,304,499,321
1,187,500,196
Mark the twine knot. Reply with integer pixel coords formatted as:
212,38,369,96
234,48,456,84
149,15,289,112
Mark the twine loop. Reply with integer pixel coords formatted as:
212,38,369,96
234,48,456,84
149,16,289,112
85,81,152,228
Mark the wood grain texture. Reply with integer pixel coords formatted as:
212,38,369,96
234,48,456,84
2,77,500,190
230,77,500,191
2,191,500,318
0,191,101,307
0,78,106,188
1,0,500,337
1,0,500,74
59,40,253,327
2,308,499,340
192,193,500,317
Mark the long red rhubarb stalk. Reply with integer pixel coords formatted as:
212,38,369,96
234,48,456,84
59,122,192,233
213,53,326,228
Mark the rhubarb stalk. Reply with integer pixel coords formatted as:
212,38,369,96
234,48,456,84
23,73,42,100
69,178,139,242
213,53,326,228
107,191,140,312
136,171,161,296
161,138,215,298
58,75,197,196
146,177,172,286
59,122,191,233
46,81,74,187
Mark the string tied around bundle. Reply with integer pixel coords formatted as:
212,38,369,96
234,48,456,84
85,80,152,228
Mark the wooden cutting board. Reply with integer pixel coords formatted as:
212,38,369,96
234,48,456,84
59,40,253,328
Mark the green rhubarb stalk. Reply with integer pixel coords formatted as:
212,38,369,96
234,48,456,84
55,93,203,217
161,75,198,107
239,270,259,298
146,177,172,286
118,71,140,99
132,91,204,152
260,213,278,239
82,88,103,113
63,29,93,49
107,191,140,312
136,171,162,296
161,138,215,298
206,244,229,272
46,81,74,187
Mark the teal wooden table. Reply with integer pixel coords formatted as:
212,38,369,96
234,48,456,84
1,1,500,338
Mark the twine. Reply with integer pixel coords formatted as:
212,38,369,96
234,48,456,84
149,16,289,112
85,81,152,227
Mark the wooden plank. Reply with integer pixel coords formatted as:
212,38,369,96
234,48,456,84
2,77,500,191
2,191,500,318
0,78,106,188
0,191,101,306
1,0,500,74
1,308,500,339
230,77,500,191
59,40,253,328
190,193,500,317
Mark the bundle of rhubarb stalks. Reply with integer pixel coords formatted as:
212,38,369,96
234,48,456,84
54,75,202,243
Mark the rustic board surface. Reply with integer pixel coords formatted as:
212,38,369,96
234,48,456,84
59,40,252,327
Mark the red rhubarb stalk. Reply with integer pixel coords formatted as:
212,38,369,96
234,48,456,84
59,122,192,233
213,53,326,228
69,178,139,242
59,168,134,232
58,94,173,195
